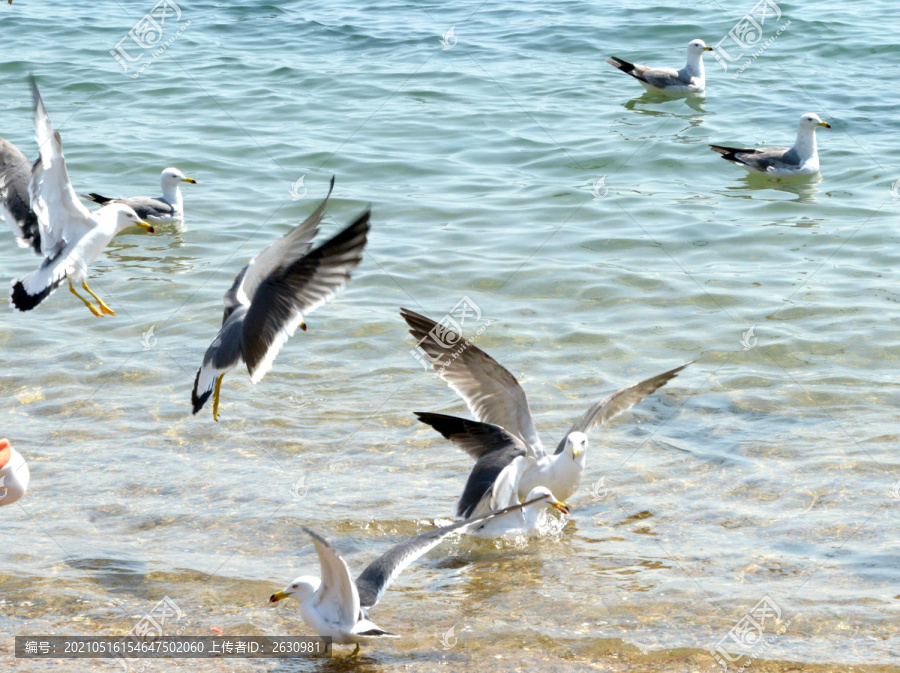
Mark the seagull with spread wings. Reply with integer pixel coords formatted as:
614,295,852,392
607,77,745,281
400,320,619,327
269,497,542,653
402,308,689,517
9,79,155,317
191,177,369,420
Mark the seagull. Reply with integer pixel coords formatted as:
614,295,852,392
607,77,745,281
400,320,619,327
192,177,369,421
709,113,832,176
401,308,688,512
81,167,197,224
458,453,570,538
607,39,713,93
10,80,155,317
269,498,542,653
0,136,40,253
0,438,29,506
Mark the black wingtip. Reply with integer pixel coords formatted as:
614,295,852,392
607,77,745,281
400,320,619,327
10,277,54,312
191,369,210,414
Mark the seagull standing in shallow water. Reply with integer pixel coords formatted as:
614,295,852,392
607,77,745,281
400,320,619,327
607,39,713,93
81,167,197,224
401,308,689,513
269,498,542,654
709,113,832,177
191,177,369,421
9,79,155,317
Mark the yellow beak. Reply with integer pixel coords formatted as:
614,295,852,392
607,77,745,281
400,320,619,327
818,121,831,129
136,220,156,234
182,177,197,184
552,501,570,515
269,590,289,604
704,45,713,51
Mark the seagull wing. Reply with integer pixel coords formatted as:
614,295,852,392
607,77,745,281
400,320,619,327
354,497,538,610
0,137,40,253
400,308,544,455
240,209,370,383
303,528,360,631
554,363,689,454
28,79,95,259
233,176,334,308
414,412,527,519
471,455,533,517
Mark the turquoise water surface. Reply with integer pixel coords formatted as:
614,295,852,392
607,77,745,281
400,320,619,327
1,1,898,671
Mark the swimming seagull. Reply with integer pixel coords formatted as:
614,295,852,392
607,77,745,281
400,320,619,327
709,113,832,177
10,80,155,317
191,177,369,421
0,438,29,506
269,498,541,653
607,40,713,93
0,136,40,253
81,167,197,224
401,308,688,511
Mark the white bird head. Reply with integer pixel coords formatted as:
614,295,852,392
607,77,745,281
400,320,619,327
161,167,197,187
687,39,713,56
269,576,320,605
563,431,588,467
103,203,155,234
524,486,570,516
0,438,29,506
799,113,831,131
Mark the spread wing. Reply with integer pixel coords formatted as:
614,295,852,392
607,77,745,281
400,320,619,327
400,308,544,455
304,528,360,631
354,498,537,610
28,78,95,259
232,176,334,308
0,137,40,253
414,412,527,519
554,363,690,454
240,209,370,383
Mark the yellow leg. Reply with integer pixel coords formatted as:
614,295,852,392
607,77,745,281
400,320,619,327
350,644,360,657
82,280,115,315
70,282,101,317
212,374,224,422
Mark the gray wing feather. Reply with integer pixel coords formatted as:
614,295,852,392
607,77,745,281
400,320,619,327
236,176,335,306
414,412,526,519
354,497,540,609
400,308,544,455
0,138,41,253
554,363,690,454
240,209,370,383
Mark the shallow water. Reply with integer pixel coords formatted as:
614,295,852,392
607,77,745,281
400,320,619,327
1,1,899,671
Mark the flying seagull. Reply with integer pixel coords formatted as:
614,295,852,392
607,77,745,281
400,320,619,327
81,167,197,224
0,438,29,506
401,308,689,514
192,177,369,421
607,40,713,93
0,136,40,253
709,113,831,176
10,79,154,317
269,497,543,653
